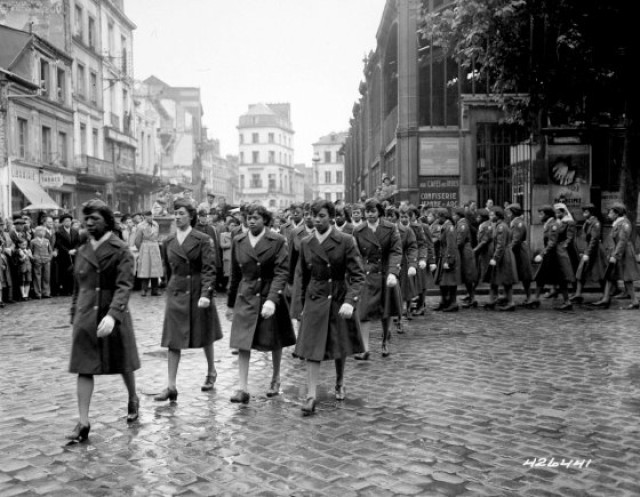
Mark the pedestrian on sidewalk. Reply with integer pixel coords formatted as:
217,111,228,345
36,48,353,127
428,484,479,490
293,200,365,415
30,226,52,299
135,211,163,296
225,203,295,403
155,199,223,402
352,198,402,359
66,199,141,443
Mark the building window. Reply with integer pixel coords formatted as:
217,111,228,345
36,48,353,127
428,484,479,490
92,128,99,156
39,59,50,98
252,132,259,144
88,16,96,49
76,64,86,99
121,36,128,74
325,171,331,184
74,5,83,39
268,174,276,190
268,132,274,143
324,151,332,163
56,68,66,103
240,175,244,189
336,192,343,201
268,151,275,163
57,132,67,166
240,151,244,164
41,126,52,164
108,21,114,56
325,192,332,201
336,171,343,184
90,72,98,104
250,173,262,188
17,118,28,159
80,123,87,155
239,134,244,144
252,151,259,164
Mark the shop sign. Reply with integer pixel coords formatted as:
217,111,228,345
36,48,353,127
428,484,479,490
419,137,459,176
40,173,64,188
548,144,591,220
11,164,38,181
419,176,459,208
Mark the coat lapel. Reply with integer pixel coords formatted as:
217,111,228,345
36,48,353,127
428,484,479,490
308,235,330,263
78,242,99,269
168,235,189,262
181,231,200,259
361,224,381,249
95,234,119,265
238,234,259,261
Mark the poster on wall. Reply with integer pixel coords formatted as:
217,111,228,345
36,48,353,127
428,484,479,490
548,144,591,220
419,137,459,176
419,176,459,208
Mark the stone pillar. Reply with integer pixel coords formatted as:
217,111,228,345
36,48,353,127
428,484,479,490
396,0,420,204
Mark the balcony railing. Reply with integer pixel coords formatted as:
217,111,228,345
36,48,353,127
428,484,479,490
110,112,120,131
75,155,115,181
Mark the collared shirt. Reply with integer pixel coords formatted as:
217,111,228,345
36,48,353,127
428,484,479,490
315,226,332,245
367,220,380,233
176,226,192,245
304,226,315,236
248,228,266,248
241,225,249,233
90,231,112,251
613,216,626,228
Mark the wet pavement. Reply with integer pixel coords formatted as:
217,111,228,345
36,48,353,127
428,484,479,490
1,291,640,496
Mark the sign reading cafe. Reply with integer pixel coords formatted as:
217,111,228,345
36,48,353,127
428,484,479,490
419,176,459,208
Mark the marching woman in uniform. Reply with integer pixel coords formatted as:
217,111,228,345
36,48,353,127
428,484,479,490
473,208,494,290
434,208,462,312
505,203,534,306
529,205,558,307
409,205,436,316
532,203,575,310
352,198,402,359
154,199,223,401
570,203,606,303
452,207,478,308
590,202,640,309
225,203,295,403
294,200,365,415
483,207,519,311
67,199,140,443
388,206,418,331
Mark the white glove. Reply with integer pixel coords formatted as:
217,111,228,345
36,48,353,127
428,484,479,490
338,303,354,319
443,263,450,270
261,300,276,318
582,254,589,262
225,308,234,321
534,255,542,263
408,267,417,277
418,260,427,270
386,274,398,287
97,315,115,338
429,264,437,273
609,256,617,264
198,297,211,308
489,259,497,266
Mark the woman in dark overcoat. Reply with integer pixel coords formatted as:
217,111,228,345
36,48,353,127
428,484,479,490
409,205,436,316
473,208,493,288
287,205,315,321
67,200,140,443
226,204,295,403
390,206,418,328
154,199,223,402
590,202,640,309
352,198,402,359
530,205,559,307
434,208,462,312
571,203,607,303
505,203,534,306
483,207,519,311
452,207,478,308
294,200,365,415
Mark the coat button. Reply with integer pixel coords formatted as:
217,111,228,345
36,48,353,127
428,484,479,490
186,291,190,295
257,277,261,281
93,305,98,310
256,293,260,297
327,264,331,267
187,275,191,279
257,262,261,266
328,279,332,283
95,287,100,291
328,295,332,299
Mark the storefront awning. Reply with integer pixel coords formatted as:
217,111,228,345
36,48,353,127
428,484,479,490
12,178,62,211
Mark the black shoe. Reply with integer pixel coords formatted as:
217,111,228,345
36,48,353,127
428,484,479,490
442,303,459,312
141,289,148,297
66,422,90,442
230,390,250,403
497,303,516,312
569,295,584,304
335,385,346,401
615,292,630,300
433,303,445,311
301,397,316,416
266,380,280,398
127,396,139,423
231,348,239,355
411,307,425,316
589,300,610,309
483,301,497,310
554,302,573,311
461,300,478,309
354,351,370,361
624,303,640,310
154,387,178,402
395,320,404,334
201,373,217,391
381,343,390,357
524,300,541,309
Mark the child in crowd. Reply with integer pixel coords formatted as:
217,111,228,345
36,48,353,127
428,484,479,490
15,238,33,301
30,226,53,299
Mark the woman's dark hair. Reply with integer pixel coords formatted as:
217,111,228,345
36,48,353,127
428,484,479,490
174,198,197,227
311,199,336,218
476,208,490,222
453,207,466,218
364,198,385,217
436,207,451,220
336,204,351,222
351,202,364,213
246,203,272,225
491,206,505,220
82,199,115,231
143,210,153,217
385,206,399,219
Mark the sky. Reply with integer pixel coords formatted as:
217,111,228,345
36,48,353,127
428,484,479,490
126,0,388,164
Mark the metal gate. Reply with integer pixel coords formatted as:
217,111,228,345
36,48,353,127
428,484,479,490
476,123,533,221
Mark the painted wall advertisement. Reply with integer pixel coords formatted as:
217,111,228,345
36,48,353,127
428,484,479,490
419,176,459,208
548,144,591,219
419,137,459,176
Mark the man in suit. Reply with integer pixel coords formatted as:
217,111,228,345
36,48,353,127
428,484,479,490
280,203,304,243
55,213,80,296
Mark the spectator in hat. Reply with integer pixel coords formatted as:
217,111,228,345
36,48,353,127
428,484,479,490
134,211,163,296
55,213,81,296
181,188,198,208
198,192,216,214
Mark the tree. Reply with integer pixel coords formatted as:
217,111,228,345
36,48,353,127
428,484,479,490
420,0,637,225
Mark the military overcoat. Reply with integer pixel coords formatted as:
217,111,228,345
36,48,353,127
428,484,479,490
474,220,494,283
435,219,462,287
160,229,223,349
456,217,478,285
579,216,607,283
294,229,365,361
608,217,640,282
397,223,418,301
509,216,533,284
485,219,518,286
69,234,140,375
227,229,295,351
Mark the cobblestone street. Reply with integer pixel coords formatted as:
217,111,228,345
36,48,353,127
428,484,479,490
2,293,640,496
